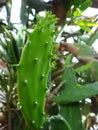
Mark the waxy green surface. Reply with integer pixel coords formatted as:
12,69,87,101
17,12,57,130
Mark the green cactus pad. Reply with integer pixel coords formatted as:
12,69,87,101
17,11,58,130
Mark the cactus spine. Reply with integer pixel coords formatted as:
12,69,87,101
17,12,57,130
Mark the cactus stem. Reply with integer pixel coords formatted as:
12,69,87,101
17,12,58,129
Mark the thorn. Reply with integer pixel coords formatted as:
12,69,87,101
49,53,53,59
23,80,28,84
46,87,48,90
50,53,53,57
16,64,20,68
40,126,43,129
45,42,49,46
42,111,45,115
17,102,22,110
34,58,38,63
27,41,31,46
32,120,35,124
41,74,45,79
34,101,38,105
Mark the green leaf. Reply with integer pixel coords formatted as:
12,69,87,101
55,68,77,103
56,68,83,130
65,54,73,66
89,32,98,46
75,43,94,58
91,61,98,81
75,20,98,27
20,0,28,25
41,114,72,130
74,0,83,8
55,82,98,104
75,63,92,73
60,103,83,130
73,0,92,17
80,25,92,33
79,0,92,12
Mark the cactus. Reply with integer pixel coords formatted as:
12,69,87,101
17,12,58,130
41,114,72,130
